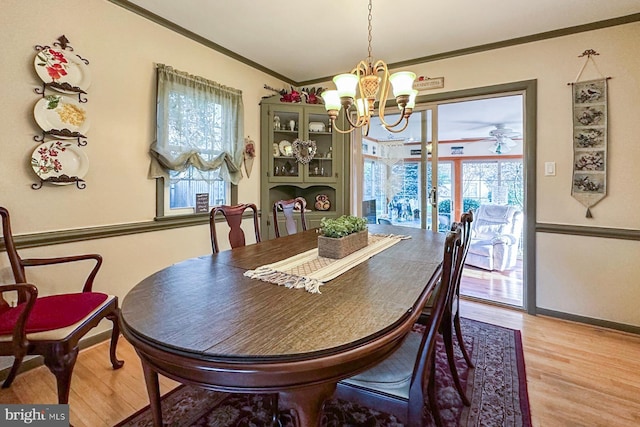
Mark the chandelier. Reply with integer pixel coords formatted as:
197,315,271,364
321,0,417,137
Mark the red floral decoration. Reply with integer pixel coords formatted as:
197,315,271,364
245,141,256,158
36,48,70,81
263,85,324,104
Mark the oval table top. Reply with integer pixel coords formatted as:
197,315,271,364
121,225,445,361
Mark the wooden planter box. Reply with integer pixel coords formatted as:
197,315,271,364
318,230,368,259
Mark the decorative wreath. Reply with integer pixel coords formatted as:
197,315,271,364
291,139,317,164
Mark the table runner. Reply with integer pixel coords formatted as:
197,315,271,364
244,233,409,293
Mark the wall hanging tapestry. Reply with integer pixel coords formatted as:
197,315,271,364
569,49,610,218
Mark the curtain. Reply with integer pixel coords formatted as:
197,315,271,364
149,64,244,185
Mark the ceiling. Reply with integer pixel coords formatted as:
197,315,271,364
122,0,640,84
366,94,523,142
117,0,639,140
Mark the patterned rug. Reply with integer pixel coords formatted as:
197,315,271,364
115,318,531,427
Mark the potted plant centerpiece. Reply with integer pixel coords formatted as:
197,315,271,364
318,215,368,259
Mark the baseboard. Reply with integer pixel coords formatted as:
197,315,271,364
0,330,114,381
462,296,640,335
461,295,525,311
536,308,640,335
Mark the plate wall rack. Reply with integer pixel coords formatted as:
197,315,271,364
31,35,91,190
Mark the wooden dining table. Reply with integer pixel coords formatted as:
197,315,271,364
120,224,446,427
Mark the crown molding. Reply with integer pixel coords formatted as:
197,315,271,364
108,1,640,87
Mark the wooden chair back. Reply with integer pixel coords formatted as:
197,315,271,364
209,203,260,253
335,226,463,426
0,207,26,310
407,226,463,425
432,211,475,407
450,210,474,313
272,197,307,238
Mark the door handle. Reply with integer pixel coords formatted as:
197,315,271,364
428,188,437,208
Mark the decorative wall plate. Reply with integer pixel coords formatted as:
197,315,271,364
34,96,90,136
34,48,91,93
31,141,89,185
279,140,292,156
291,139,317,164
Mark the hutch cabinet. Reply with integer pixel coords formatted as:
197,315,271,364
259,95,350,240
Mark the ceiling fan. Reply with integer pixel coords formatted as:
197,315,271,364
485,124,520,154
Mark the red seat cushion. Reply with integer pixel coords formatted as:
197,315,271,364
0,292,109,335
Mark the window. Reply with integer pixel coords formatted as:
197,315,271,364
362,152,422,226
363,158,388,219
150,64,244,215
462,160,523,209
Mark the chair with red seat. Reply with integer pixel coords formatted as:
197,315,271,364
0,206,123,404
209,203,261,253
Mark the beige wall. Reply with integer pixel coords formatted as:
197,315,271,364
0,0,284,341
0,0,639,336
398,22,640,326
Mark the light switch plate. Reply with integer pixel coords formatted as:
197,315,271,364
545,162,556,176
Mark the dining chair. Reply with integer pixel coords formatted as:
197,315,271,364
209,203,261,253
334,226,463,427
0,206,123,404
419,210,474,406
272,197,307,238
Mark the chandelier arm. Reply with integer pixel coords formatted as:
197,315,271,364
374,61,393,126
343,107,364,129
377,105,408,129
383,115,411,133
332,121,356,134
328,108,361,134
333,110,355,133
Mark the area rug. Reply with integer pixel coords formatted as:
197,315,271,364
116,318,531,427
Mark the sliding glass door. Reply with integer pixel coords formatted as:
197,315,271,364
359,106,448,231
353,87,531,311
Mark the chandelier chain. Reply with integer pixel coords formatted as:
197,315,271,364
367,0,373,65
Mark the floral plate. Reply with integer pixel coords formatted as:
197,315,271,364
34,95,90,136
34,48,91,93
31,141,89,185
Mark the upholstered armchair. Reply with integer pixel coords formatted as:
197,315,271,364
465,204,523,272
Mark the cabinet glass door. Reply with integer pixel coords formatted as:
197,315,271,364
304,109,335,183
270,106,302,181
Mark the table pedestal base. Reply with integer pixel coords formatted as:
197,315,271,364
141,357,336,427
279,383,336,427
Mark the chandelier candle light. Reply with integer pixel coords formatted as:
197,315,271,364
321,0,417,136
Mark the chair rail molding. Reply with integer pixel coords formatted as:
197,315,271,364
536,223,640,241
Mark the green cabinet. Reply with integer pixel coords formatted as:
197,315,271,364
260,95,350,240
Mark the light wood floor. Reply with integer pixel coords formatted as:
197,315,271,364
460,261,524,307
1,300,639,427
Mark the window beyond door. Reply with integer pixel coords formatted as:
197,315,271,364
461,160,524,210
